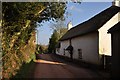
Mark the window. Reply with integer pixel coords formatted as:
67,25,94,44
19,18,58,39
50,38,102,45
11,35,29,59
78,49,82,59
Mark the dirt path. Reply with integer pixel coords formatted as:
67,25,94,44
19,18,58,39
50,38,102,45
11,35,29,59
33,54,105,78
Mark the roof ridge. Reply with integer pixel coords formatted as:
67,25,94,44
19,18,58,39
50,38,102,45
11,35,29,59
60,6,120,41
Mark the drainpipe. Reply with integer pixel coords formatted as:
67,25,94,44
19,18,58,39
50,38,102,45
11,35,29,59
103,54,106,69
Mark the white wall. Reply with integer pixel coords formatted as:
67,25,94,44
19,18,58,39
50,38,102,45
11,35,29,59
98,12,120,56
58,32,100,65
71,32,100,65
57,40,70,57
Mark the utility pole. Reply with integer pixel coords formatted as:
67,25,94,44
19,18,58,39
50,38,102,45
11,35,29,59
37,29,38,45
35,29,39,51
35,29,39,45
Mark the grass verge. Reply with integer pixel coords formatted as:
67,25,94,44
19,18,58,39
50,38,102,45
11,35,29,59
11,60,35,79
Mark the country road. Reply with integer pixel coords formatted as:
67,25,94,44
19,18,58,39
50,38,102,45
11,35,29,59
33,54,109,78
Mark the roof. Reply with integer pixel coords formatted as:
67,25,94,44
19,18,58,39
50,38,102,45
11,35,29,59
59,6,120,41
108,21,120,33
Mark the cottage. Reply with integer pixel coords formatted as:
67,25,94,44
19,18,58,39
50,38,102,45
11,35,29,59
56,1,120,65
108,21,120,78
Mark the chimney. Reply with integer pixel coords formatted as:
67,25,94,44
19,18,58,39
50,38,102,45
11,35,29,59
112,0,120,7
112,0,120,21
67,21,73,30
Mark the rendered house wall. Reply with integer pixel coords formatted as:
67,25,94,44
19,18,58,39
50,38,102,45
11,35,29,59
98,12,120,56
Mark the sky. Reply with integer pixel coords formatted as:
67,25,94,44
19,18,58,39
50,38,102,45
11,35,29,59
36,2,112,45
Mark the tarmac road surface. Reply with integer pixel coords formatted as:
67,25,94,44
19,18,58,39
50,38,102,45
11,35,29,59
33,54,108,78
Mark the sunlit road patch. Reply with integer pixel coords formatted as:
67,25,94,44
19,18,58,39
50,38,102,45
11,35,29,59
33,54,109,78
34,59,66,65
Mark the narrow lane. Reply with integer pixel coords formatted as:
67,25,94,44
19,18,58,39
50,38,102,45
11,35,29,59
33,54,103,78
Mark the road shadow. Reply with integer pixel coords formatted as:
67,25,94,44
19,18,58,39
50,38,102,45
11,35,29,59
34,54,110,79
11,60,35,79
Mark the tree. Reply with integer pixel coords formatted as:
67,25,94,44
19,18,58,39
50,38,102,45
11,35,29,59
35,44,48,54
48,30,59,53
48,26,68,53
48,19,68,53
50,19,68,38
2,2,67,78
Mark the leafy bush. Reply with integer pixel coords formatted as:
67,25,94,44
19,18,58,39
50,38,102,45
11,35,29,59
2,2,66,79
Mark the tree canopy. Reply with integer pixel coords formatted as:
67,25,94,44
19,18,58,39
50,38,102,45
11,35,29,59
48,20,68,53
2,2,67,79
48,30,59,53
